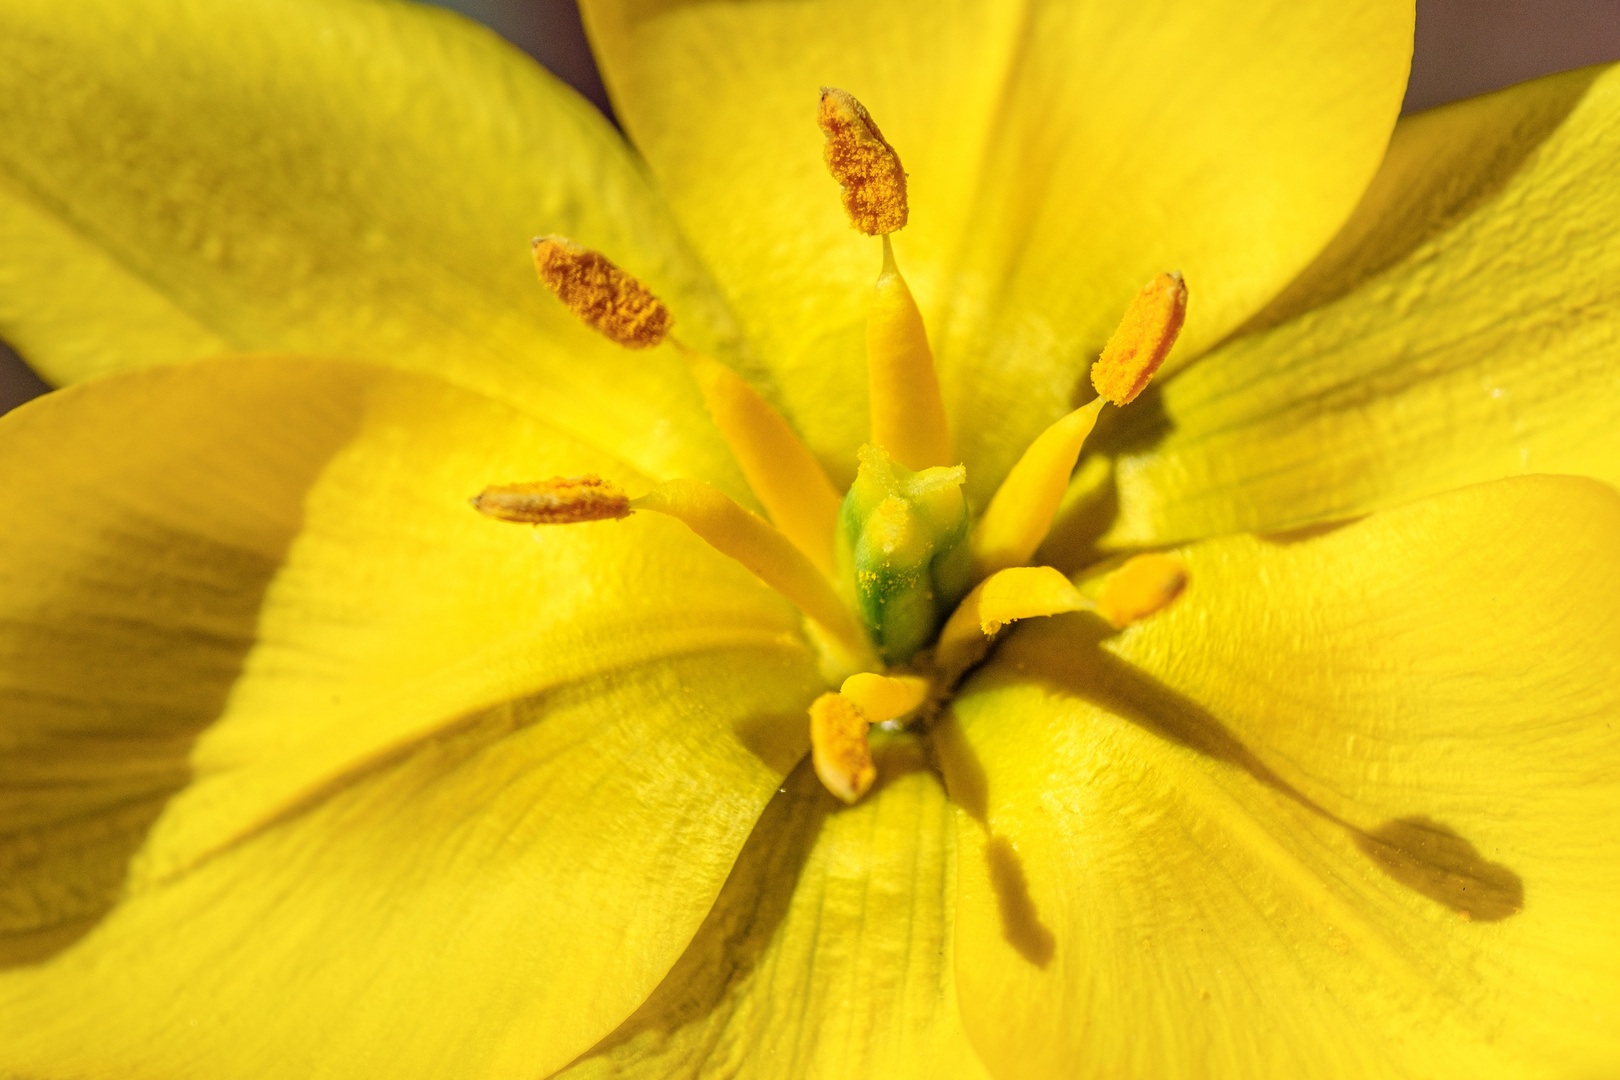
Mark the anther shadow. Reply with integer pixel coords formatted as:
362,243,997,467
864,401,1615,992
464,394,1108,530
0,363,367,968
571,737,935,1064
939,616,1524,938
929,713,1056,969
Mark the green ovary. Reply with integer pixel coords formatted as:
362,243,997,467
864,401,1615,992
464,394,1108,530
836,444,972,664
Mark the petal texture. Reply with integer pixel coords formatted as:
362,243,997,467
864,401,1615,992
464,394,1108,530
560,736,990,1080
582,0,1411,497
0,357,823,1078
1106,64,1620,545
0,0,745,486
948,475,1620,1078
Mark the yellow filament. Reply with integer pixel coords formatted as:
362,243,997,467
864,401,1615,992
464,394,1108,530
817,87,907,236
934,566,1094,683
809,691,876,804
1096,553,1188,628
532,236,672,349
633,479,875,669
672,341,841,577
868,236,952,471
839,672,930,725
471,475,631,524
970,398,1105,581
1091,271,1188,405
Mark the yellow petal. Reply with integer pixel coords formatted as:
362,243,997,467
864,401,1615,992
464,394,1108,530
945,475,1620,1077
0,0,748,489
0,357,824,1077
581,0,1411,499
558,741,992,1080
1106,64,1620,545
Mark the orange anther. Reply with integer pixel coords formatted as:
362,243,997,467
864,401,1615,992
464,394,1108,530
1091,272,1187,405
532,235,672,348
818,88,908,236
470,475,631,524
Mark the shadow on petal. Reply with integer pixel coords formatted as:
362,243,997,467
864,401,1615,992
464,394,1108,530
0,370,364,967
930,714,1056,969
978,614,1525,922
1355,816,1523,922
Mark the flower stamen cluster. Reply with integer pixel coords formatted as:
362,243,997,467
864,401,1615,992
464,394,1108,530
474,89,1189,803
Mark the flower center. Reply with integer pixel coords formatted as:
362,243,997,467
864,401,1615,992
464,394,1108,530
475,89,1188,804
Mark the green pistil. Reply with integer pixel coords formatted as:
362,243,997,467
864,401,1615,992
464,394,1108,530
837,444,972,664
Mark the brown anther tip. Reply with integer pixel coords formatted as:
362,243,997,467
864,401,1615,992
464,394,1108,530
809,691,876,804
471,474,632,525
1091,272,1189,405
531,235,673,349
817,87,908,236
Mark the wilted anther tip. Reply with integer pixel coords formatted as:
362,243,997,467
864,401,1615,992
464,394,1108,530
817,87,908,236
471,475,632,525
531,235,672,349
1096,553,1188,628
809,691,877,804
1091,271,1188,405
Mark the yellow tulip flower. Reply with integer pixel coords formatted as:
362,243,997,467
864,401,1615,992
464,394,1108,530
0,0,1617,1077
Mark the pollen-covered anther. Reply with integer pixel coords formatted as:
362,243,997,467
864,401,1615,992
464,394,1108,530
1091,271,1188,405
817,87,908,235
532,235,672,348
1097,553,1188,628
809,691,877,804
470,475,632,525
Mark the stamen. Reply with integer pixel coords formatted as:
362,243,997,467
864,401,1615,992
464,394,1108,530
672,341,841,577
633,479,877,670
839,672,930,725
809,691,876,804
817,87,907,236
471,475,631,524
1091,272,1187,405
934,566,1094,684
970,398,1105,581
1096,553,1187,628
532,235,672,349
867,236,952,471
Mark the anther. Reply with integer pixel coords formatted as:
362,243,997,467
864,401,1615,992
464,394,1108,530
818,87,908,236
809,691,876,803
1091,272,1188,405
839,672,930,725
532,235,672,348
1096,553,1188,628
471,475,631,524
933,566,1093,684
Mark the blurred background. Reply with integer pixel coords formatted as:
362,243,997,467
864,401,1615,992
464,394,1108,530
3,0,1619,414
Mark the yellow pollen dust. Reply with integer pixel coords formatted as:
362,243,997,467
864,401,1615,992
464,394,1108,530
532,235,672,348
809,691,876,804
471,474,631,524
1091,271,1188,405
1097,553,1188,628
818,87,908,236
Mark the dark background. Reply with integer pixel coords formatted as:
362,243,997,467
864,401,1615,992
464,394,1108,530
4,0,1618,414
